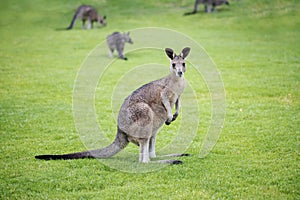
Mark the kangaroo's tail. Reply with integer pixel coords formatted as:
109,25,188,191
35,129,129,160
66,11,79,30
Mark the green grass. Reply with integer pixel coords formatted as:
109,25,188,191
0,0,299,199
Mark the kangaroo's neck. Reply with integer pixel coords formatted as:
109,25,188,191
165,74,186,94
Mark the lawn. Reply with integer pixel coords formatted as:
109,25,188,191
0,0,299,199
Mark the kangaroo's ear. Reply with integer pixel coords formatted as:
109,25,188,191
165,48,175,60
180,47,191,59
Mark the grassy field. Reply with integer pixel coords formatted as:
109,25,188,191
0,0,299,199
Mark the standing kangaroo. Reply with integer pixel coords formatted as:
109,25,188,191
35,47,191,164
67,5,106,30
106,32,133,60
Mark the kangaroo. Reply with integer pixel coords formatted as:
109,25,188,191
67,5,106,30
35,47,191,164
106,32,133,60
185,0,229,15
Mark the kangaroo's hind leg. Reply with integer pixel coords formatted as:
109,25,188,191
139,138,150,163
117,44,127,60
149,135,157,158
82,19,86,29
148,131,189,164
108,47,114,58
87,19,92,29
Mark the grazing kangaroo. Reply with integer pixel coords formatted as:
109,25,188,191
106,32,133,60
185,0,229,15
35,47,191,164
67,5,106,30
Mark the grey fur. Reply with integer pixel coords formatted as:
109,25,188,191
35,47,191,164
67,5,106,30
106,32,133,60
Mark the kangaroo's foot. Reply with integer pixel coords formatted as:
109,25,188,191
154,159,183,165
157,153,191,158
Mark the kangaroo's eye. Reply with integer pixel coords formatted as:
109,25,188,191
172,63,176,68
182,63,185,67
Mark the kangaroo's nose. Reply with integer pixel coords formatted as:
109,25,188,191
178,71,183,77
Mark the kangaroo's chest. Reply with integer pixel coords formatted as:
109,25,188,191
164,90,178,105
156,80,185,105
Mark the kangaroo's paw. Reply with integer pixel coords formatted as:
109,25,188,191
172,113,178,122
165,114,173,125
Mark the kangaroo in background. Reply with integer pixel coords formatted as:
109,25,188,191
185,0,229,15
35,47,191,164
106,32,133,60
67,5,106,30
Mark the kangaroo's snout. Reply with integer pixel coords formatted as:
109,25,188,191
177,71,183,77
100,19,106,26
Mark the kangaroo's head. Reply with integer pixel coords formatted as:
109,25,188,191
98,15,107,26
123,32,133,44
165,47,190,78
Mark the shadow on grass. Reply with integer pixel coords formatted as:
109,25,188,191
55,27,69,31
